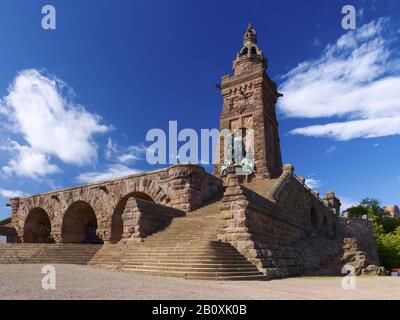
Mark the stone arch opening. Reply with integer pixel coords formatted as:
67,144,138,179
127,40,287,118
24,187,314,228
110,192,154,243
310,207,318,229
62,201,103,244
24,208,52,243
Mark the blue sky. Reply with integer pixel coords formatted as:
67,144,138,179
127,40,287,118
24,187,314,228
0,0,400,220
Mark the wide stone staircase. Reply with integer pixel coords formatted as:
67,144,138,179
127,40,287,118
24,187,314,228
89,199,266,280
0,244,101,264
0,197,265,280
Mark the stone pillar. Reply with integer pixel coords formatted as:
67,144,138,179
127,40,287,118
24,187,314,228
224,165,245,187
325,191,341,215
121,197,142,242
167,164,219,212
98,229,111,244
282,164,294,174
49,216,62,243
9,198,21,242
51,232,62,243
218,166,250,242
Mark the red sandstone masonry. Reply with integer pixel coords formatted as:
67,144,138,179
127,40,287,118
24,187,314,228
10,164,222,243
216,166,360,279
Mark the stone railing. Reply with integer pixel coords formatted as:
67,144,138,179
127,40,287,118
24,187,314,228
267,164,293,200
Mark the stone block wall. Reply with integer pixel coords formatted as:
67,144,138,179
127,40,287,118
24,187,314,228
274,175,338,239
121,197,185,241
218,167,343,278
217,167,382,278
339,217,380,268
166,165,222,212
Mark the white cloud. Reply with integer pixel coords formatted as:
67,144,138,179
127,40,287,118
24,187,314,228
118,153,140,163
0,69,110,178
305,178,322,190
2,141,60,178
105,138,118,160
117,145,147,164
279,18,400,141
326,145,337,155
76,164,141,184
0,188,24,198
103,139,147,164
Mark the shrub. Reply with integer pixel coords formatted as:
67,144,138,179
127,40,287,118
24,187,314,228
377,229,400,269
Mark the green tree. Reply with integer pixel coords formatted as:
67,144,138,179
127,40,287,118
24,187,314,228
360,198,383,214
381,216,400,234
348,198,400,269
347,205,368,218
377,232,400,269
347,198,384,219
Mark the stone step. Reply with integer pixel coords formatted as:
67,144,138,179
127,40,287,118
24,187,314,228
0,244,101,264
124,246,239,252
121,252,245,258
0,254,99,258
138,240,219,246
96,258,250,266
0,248,101,251
0,196,266,281
0,245,101,248
118,257,249,263
121,262,257,269
0,260,89,264
122,266,260,273
120,268,264,279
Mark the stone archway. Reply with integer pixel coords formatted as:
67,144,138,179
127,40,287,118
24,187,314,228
110,192,155,243
23,208,53,243
62,201,103,244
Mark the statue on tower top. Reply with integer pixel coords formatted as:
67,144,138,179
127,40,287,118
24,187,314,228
243,23,257,45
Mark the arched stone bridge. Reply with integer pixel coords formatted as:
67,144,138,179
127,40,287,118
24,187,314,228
9,165,222,244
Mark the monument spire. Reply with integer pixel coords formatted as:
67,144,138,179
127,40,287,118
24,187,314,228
215,23,283,179
243,23,257,45
233,23,267,76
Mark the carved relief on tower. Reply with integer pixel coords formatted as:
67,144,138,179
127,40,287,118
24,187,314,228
234,62,254,75
224,82,255,115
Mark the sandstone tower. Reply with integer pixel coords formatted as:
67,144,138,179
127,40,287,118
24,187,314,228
215,24,283,179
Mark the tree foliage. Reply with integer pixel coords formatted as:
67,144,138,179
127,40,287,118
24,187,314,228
347,198,400,269
376,227,400,269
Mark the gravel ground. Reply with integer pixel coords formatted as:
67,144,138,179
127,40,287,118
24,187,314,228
0,264,399,300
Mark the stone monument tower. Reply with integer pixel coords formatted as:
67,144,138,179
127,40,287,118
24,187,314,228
215,24,283,179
